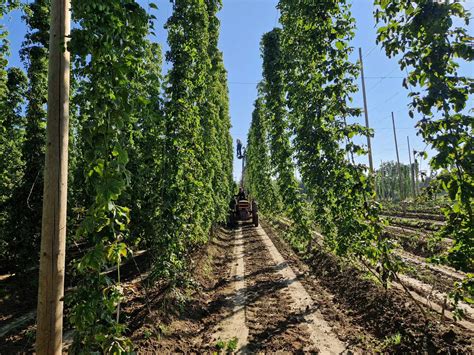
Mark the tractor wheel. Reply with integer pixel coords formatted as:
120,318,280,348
251,200,259,227
228,212,235,228
252,210,259,227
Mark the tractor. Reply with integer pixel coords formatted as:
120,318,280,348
229,192,258,227
228,139,259,227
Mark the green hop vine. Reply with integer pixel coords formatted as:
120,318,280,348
374,0,473,308
155,0,233,286
246,97,281,214
277,0,397,285
259,28,312,249
4,0,49,275
68,1,152,351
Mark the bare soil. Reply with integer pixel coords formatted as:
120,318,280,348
383,210,445,222
261,220,473,353
130,223,358,353
1,221,472,353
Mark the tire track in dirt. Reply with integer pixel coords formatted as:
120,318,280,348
242,223,346,353
256,225,347,353
211,226,249,351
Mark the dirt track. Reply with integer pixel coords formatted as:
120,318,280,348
130,222,359,353
229,224,346,353
2,220,472,353
104,221,474,353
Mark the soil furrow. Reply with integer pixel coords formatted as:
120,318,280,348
262,219,473,353
255,225,347,354
242,224,317,352
211,226,249,352
2,223,471,353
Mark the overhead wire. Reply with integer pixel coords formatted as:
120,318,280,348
368,91,401,113
229,76,403,85
365,76,403,79
365,45,378,57
366,67,399,93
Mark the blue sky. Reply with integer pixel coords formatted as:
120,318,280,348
2,0,473,181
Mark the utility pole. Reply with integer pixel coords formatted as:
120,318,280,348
407,136,416,198
391,112,403,201
359,47,374,175
36,0,71,354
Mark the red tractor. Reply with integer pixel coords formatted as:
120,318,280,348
229,192,258,227
230,139,258,227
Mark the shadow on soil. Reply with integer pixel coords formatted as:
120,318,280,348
262,219,473,353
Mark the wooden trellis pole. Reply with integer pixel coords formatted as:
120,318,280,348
359,47,374,175
36,0,71,353
407,136,416,198
391,112,403,200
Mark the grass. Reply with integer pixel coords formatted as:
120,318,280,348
378,332,402,351
215,339,226,350
215,336,239,352
227,337,238,351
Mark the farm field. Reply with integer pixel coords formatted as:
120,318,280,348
1,220,473,353
382,206,450,256
2,198,472,353
1,0,473,353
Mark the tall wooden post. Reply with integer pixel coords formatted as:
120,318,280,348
413,149,419,196
407,136,416,198
379,160,384,199
359,48,374,175
391,112,403,200
36,0,71,354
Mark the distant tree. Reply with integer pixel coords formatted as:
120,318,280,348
4,0,49,274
